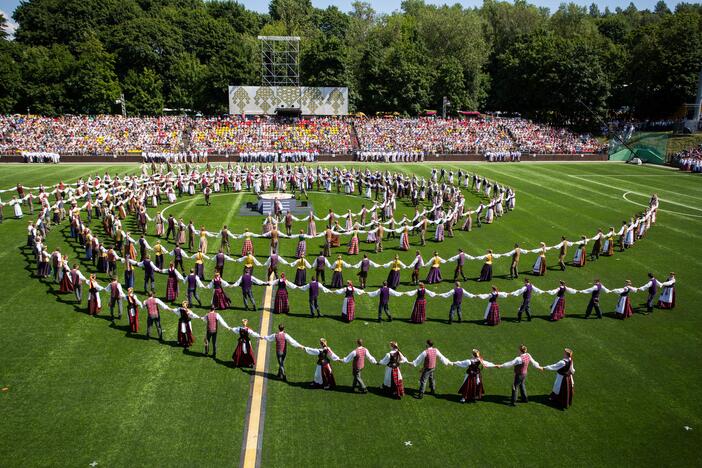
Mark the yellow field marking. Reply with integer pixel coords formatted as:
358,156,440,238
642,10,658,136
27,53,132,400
241,277,274,468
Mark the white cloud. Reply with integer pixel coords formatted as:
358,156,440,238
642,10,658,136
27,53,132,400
0,9,18,39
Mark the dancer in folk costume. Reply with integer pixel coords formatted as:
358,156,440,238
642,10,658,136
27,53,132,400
295,231,307,258
341,280,357,322
425,252,444,284
410,250,424,285
294,255,311,286
193,249,207,280
262,324,302,381
644,272,658,314
347,229,360,255
498,344,542,406
198,227,209,254
58,255,74,293
386,255,404,289
171,301,199,349
412,340,451,399
603,227,615,256
478,250,493,282
557,236,568,271
572,236,587,267
532,242,547,276
434,220,445,241
331,255,347,288
241,230,254,257
144,291,168,340
409,282,428,324
230,319,260,368
303,338,340,389
273,272,290,314
165,261,183,302
543,348,575,409
615,280,635,319
342,338,378,393
657,272,676,309
208,272,231,310
549,281,567,321
452,349,497,403
484,286,501,326
399,225,410,251
87,274,102,316
379,341,409,399
125,287,142,333
307,211,317,236
590,229,603,261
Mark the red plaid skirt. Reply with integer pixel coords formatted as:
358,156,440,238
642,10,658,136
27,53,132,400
166,278,179,301
458,373,484,401
274,289,289,314
410,298,426,323
241,239,254,256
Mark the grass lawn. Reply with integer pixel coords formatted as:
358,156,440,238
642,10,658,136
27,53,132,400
0,162,700,467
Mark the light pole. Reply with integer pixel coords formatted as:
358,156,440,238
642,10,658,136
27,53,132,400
115,93,126,117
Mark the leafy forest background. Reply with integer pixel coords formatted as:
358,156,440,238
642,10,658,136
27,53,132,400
0,0,701,126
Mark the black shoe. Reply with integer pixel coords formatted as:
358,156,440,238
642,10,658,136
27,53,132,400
414,393,423,399
509,402,516,407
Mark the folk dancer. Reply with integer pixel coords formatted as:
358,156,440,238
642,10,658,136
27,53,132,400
412,340,451,399
342,339,378,393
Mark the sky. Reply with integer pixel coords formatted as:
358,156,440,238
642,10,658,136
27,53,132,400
0,0,688,37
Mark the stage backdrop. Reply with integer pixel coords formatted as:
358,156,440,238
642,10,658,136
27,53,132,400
228,86,348,116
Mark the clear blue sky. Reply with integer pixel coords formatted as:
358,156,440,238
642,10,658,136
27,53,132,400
0,0,687,34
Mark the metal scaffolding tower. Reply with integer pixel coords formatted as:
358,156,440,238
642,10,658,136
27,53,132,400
258,36,300,87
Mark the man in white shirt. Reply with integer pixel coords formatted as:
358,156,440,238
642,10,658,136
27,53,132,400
411,339,451,399
261,324,302,381
342,338,378,393
499,344,542,406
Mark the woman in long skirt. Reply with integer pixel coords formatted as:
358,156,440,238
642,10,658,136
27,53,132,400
87,275,101,315
174,301,197,348
386,255,403,289
302,339,340,389
572,236,587,267
543,348,575,409
347,230,359,255
231,319,260,368
603,228,615,256
58,256,74,293
484,287,500,326
240,231,254,257
379,342,408,399
657,272,676,309
125,288,140,333
307,212,317,236
341,281,356,322
273,273,289,314
478,250,493,282
549,281,567,321
434,221,445,242
165,262,182,302
210,272,231,310
155,214,164,237
399,225,410,250
615,280,634,319
293,231,306,258
532,243,547,276
453,349,496,403
410,283,427,323
331,255,345,288
425,252,443,284
462,210,473,231
294,256,309,286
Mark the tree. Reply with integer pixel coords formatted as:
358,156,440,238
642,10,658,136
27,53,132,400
164,52,206,111
122,68,163,115
269,0,313,34
67,35,121,114
301,34,348,87
0,11,9,40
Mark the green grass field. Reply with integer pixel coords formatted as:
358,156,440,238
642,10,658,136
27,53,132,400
0,162,701,467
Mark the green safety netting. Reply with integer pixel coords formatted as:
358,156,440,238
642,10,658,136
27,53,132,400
608,131,671,165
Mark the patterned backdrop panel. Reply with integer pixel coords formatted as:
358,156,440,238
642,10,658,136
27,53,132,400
229,86,348,116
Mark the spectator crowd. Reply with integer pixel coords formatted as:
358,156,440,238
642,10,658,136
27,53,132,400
0,114,606,157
